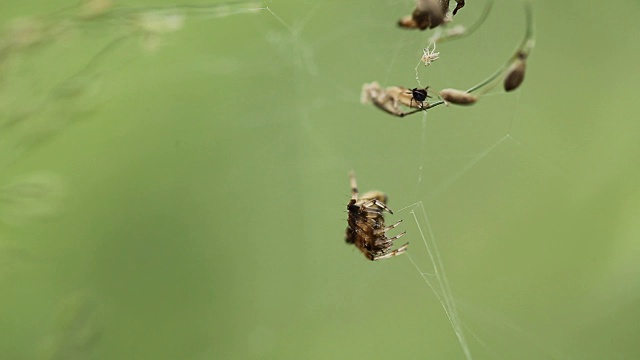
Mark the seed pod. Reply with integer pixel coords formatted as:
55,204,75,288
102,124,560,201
439,88,477,105
398,0,448,30
397,15,420,30
416,0,449,12
504,56,527,92
417,0,446,28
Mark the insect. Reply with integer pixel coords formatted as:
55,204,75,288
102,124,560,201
407,87,431,109
345,171,408,261
421,43,440,66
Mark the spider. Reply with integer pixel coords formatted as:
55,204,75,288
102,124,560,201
345,171,408,261
365,3,534,118
361,82,434,117
407,87,431,109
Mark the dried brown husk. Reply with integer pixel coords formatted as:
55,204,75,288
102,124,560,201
398,0,449,30
439,88,477,105
361,82,427,116
504,56,527,92
361,82,405,116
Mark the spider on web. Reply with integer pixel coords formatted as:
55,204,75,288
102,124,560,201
407,87,431,109
345,171,408,261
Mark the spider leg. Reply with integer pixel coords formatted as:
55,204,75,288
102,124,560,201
407,90,421,109
373,231,407,249
361,199,393,214
386,231,407,242
373,219,403,235
363,210,384,219
349,170,358,201
372,243,410,260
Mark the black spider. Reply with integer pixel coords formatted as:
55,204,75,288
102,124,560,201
407,87,431,109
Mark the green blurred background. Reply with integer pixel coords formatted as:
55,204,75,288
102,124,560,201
1,0,639,359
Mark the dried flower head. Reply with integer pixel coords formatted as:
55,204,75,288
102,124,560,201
362,82,429,117
398,0,449,30
361,82,405,117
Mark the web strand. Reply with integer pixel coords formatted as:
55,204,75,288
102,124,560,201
404,4,532,354
408,201,472,360
414,111,429,200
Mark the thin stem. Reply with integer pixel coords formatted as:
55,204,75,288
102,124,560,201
434,0,494,45
393,2,535,118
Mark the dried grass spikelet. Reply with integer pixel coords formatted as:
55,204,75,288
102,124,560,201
361,82,404,116
416,0,450,14
361,82,426,117
361,82,403,116
398,0,448,30
439,88,477,105
386,86,426,109
504,52,527,92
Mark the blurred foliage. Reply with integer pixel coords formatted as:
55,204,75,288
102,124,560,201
0,0,639,359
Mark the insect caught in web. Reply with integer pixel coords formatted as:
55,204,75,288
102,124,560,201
421,42,440,66
345,171,408,261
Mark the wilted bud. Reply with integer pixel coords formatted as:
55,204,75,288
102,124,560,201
439,88,477,105
504,54,527,92
397,15,419,30
398,0,448,30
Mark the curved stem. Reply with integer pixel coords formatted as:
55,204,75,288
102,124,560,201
435,0,494,45
403,2,535,117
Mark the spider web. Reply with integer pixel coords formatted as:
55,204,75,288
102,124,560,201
371,3,568,358
2,1,638,359
259,1,570,359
